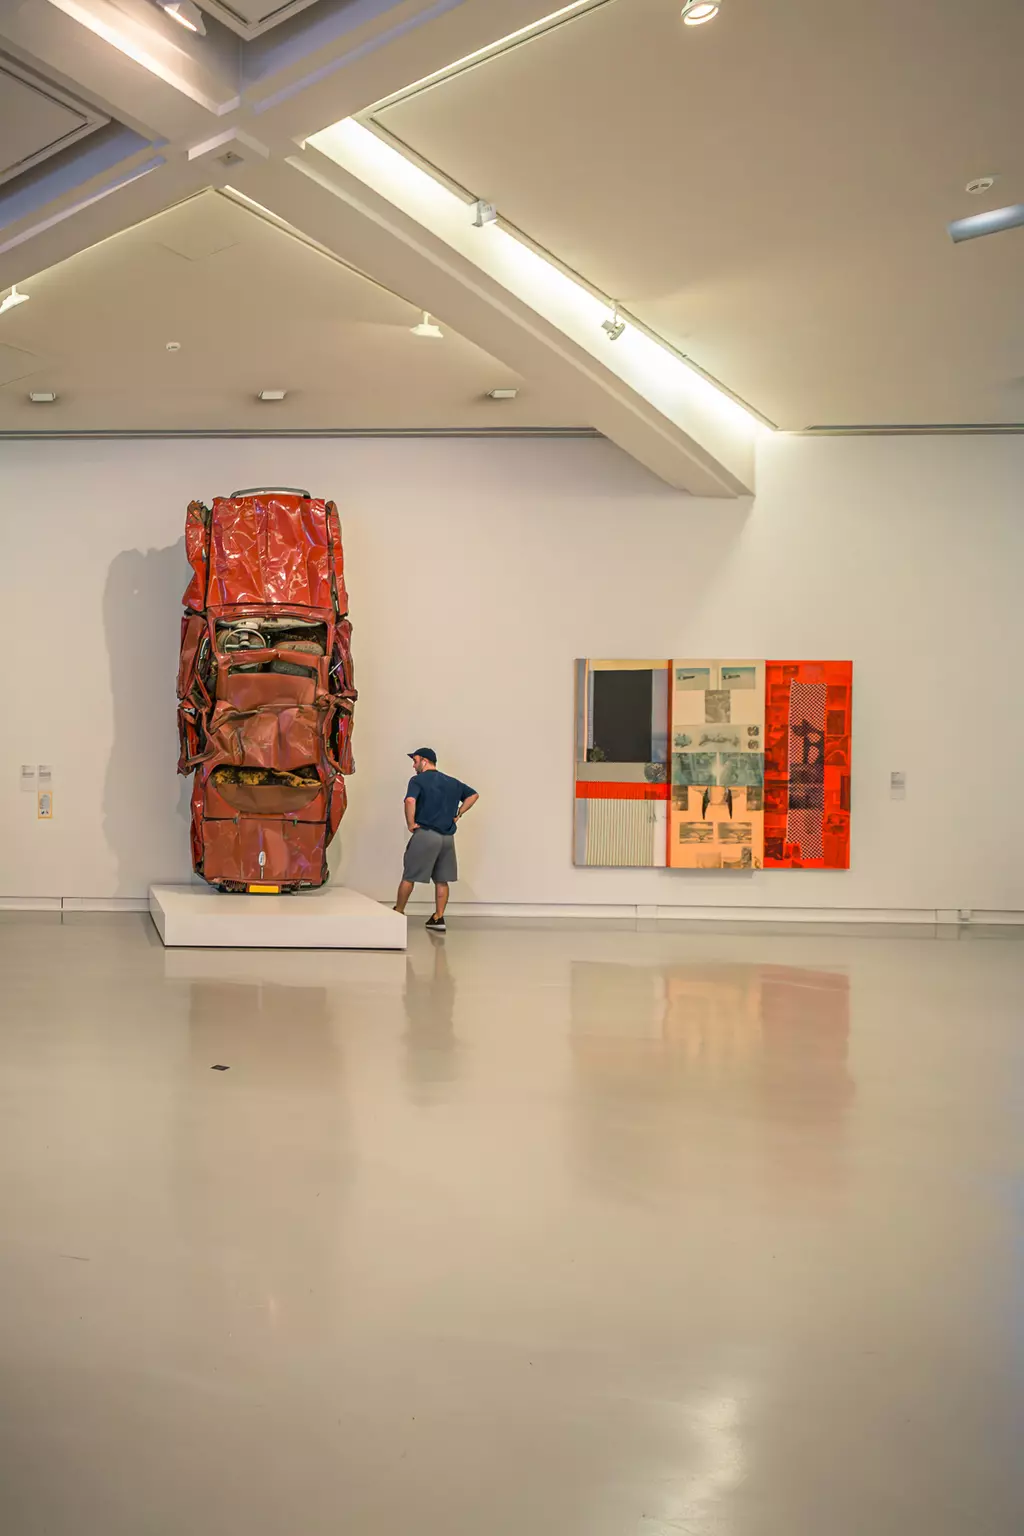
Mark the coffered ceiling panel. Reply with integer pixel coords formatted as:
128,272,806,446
0,55,108,187
197,0,322,39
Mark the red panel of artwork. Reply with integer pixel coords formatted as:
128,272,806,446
575,781,670,800
763,661,852,869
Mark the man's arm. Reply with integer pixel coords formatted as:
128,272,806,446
405,778,421,833
456,791,479,821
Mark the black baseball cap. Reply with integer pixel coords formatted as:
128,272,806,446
408,747,437,764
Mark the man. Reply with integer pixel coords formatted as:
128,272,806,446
394,749,479,933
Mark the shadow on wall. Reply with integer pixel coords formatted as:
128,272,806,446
102,540,193,897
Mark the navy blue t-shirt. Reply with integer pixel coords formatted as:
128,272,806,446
407,770,476,835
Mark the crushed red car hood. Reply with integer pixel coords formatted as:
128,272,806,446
185,493,349,615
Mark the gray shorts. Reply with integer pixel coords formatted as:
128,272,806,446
402,829,458,884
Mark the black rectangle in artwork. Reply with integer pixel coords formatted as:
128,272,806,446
591,669,653,763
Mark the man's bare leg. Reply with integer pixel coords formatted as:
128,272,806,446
394,879,414,914
433,882,450,919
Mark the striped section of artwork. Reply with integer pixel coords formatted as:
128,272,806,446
584,799,663,867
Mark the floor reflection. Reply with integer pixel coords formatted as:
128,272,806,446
177,978,349,1355
570,959,853,1200
186,978,335,1075
2,918,1022,1536
402,937,460,1099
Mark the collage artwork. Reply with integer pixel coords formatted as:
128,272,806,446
573,659,852,870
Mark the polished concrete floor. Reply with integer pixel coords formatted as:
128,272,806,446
1,913,1022,1535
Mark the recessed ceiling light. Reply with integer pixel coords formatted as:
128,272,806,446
0,285,30,315
486,388,519,400
681,1,720,24
165,340,181,351
28,391,57,403
965,176,996,195
258,389,287,401
411,311,444,338
155,0,206,33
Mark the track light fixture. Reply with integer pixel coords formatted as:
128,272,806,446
473,199,498,228
681,1,720,23
0,285,30,315
601,307,626,342
155,0,207,33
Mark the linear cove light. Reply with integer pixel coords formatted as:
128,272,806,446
307,119,767,441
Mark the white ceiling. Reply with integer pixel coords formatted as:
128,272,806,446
374,0,1024,428
0,191,569,430
0,0,1018,480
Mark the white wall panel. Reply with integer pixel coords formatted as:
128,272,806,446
0,431,1020,911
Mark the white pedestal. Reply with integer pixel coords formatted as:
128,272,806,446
149,883,406,950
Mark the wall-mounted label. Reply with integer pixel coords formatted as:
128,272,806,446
890,771,906,799
38,764,53,786
37,791,53,819
20,765,36,793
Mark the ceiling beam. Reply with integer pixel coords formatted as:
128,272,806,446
227,139,760,494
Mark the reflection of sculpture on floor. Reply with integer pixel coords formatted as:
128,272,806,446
176,488,357,892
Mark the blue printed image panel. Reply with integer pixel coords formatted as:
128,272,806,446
672,752,718,787
720,752,765,788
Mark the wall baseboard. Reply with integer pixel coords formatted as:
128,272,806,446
61,897,151,912
399,901,1024,926
0,897,149,913
1,896,1021,927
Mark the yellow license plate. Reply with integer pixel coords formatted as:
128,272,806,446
247,883,281,894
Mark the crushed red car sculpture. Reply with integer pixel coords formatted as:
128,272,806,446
176,488,356,892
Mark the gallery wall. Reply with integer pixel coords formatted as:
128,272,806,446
0,430,1020,916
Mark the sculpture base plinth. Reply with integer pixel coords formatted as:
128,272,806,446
149,883,406,950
